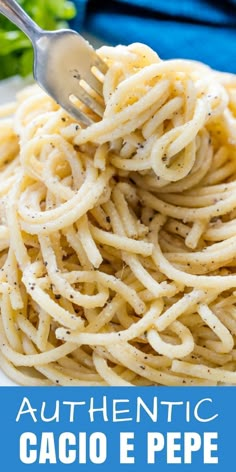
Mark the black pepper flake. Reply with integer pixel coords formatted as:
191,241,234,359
106,216,111,223
55,294,61,300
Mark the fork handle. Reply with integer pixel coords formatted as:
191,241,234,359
0,0,42,43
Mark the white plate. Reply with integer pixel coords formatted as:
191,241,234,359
0,75,32,103
0,370,17,386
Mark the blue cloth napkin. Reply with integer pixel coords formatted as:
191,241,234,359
71,0,236,73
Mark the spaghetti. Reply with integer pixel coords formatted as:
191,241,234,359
1,43,236,386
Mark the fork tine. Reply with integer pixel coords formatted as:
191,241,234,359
79,70,104,96
60,99,94,126
89,50,108,75
73,84,105,117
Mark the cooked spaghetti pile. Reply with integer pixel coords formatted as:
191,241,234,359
1,43,236,386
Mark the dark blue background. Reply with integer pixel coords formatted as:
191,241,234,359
0,387,234,471
71,0,236,73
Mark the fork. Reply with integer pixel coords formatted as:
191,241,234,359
0,0,107,126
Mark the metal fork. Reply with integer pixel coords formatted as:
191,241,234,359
0,0,107,126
